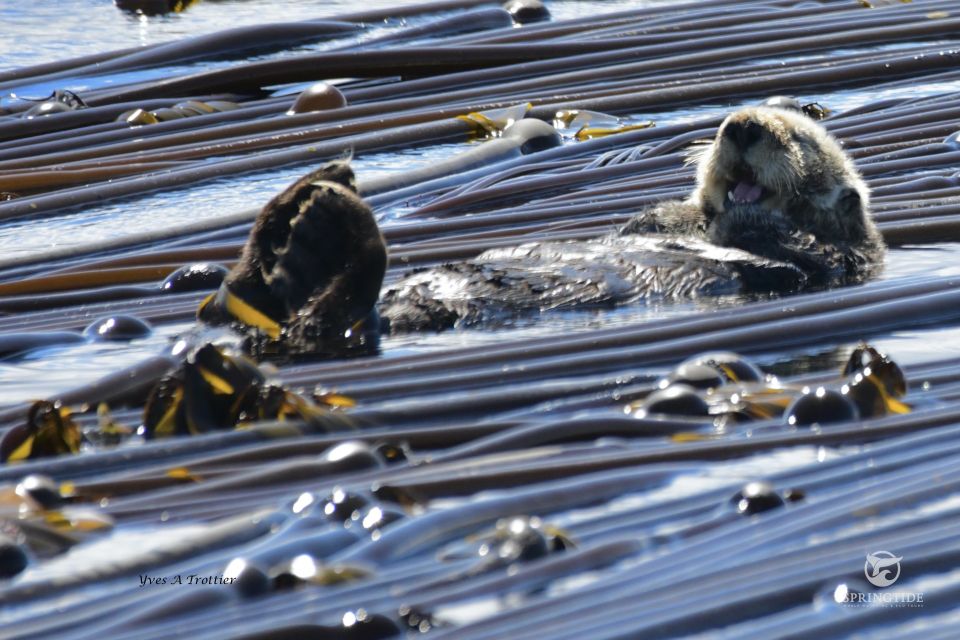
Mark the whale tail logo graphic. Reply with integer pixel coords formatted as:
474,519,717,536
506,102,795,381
864,551,902,587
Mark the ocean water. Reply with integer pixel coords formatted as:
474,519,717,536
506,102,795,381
0,0,652,71
0,7,958,638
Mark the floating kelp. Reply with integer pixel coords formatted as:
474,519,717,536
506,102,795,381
286,83,347,116
114,0,199,16
0,401,81,463
19,89,86,119
553,108,655,141
3,6,960,218
0,1,959,638
0,472,114,580
83,315,153,342
628,344,910,428
117,100,240,125
142,343,347,439
161,262,229,293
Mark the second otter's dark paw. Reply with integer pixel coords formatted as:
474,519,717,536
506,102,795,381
199,161,387,350
265,182,364,315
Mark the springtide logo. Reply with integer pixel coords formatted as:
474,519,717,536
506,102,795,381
864,551,901,588
837,551,924,608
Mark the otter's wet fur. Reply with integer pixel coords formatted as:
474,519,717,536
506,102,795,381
199,162,386,353
380,105,884,332
204,105,885,346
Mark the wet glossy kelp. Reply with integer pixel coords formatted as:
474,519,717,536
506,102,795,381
1,0,960,638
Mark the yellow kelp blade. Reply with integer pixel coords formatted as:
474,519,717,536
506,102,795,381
198,288,282,339
574,123,655,141
3,429,36,463
166,467,203,482
146,386,184,438
2,401,82,463
198,366,235,395
551,108,654,140
553,109,620,130
314,391,357,409
223,289,282,339
671,432,720,443
868,376,911,415
310,563,373,586
43,508,114,533
457,103,532,138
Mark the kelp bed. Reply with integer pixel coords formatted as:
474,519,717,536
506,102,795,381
2,0,960,637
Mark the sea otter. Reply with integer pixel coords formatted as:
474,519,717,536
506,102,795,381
621,105,884,279
378,105,884,331
199,103,885,347
197,162,387,354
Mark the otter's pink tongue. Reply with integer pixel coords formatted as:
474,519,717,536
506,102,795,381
732,181,763,204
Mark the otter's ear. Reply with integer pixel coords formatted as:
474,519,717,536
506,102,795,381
838,188,863,217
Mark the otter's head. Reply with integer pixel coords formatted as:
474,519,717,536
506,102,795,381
694,106,873,245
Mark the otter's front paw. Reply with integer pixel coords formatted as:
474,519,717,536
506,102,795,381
199,162,380,341
620,200,707,236
707,203,790,249
264,183,362,315
619,211,663,235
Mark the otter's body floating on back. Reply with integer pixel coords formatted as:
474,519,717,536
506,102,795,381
200,104,884,347
380,105,884,331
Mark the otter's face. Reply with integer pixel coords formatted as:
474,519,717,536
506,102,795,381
694,106,870,242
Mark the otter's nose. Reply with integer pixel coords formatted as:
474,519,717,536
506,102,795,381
723,119,764,151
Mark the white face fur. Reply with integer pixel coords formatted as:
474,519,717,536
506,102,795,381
691,106,870,240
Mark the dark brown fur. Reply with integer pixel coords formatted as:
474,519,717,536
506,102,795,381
199,162,386,351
